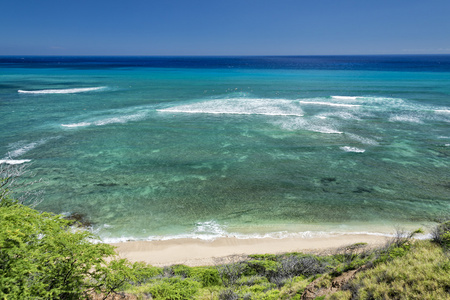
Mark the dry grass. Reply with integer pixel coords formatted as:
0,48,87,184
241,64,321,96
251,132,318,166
346,240,450,299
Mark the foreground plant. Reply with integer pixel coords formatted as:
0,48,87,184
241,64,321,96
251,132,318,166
0,202,137,299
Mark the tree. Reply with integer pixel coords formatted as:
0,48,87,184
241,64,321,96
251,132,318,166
0,162,43,207
0,162,135,299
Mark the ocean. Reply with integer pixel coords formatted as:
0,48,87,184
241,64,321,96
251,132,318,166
1,55,449,242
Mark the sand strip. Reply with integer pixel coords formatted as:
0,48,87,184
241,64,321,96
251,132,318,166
111,234,387,267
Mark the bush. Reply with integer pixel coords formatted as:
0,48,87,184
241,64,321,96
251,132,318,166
217,262,246,287
127,262,162,285
244,259,279,276
170,264,192,278
198,268,221,287
281,255,328,277
146,277,200,299
218,288,240,300
432,220,450,249
0,203,132,299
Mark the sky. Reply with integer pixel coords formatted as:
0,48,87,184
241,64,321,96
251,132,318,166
1,0,450,56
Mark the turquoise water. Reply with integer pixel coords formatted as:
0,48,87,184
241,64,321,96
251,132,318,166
1,56,449,241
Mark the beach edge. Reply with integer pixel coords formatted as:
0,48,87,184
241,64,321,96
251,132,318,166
111,234,388,267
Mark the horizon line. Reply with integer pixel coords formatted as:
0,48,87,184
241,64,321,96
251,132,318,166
1,53,450,58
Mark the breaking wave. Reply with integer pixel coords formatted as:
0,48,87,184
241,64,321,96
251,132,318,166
299,101,360,108
158,97,304,117
18,87,106,94
331,96,360,100
389,114,423,124
1,137,59,164
0,159,32,165
435,109,450,114
275,117,343,134
61,105,150,129
340,146,366,153
5,137,58,158
99,220,400,243
345,133,380,146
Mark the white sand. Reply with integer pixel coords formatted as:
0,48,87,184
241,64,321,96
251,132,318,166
111,234,387,266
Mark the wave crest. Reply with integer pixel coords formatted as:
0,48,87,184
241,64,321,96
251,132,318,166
158,97,304,117
0,159,32,165
61,112,147,128
18,87,106,94
300,101,360,108
340,146,366,153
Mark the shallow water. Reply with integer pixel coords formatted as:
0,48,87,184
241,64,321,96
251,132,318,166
1,56,449,241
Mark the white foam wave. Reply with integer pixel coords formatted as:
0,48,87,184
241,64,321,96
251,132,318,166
194,221,228,235
345,133,379,146
312,128,343,134
18,87,106,94
357,97,450,122
6,138,53,158
158,98,304,117
330,96,425,112
0,159,32,165
276,117,343,134
435,109,450,114
317,112,361,121
94,112,146,126
299,101,360,108
61,122,91,128
331,96,360,100
330,96,407,111
389,115,423,124
100,229,401,243
62,112,147,128
8,142,39,158
340,146,366,153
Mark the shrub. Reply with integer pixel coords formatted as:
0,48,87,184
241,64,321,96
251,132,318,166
432,220,450,249
128,262,162,285
198,268,221,287
170,264,192,278
0,203,132,299
278,255,328,277
238,275,270,287
146,277,200,299
263,255,328,289
248,254,278,261
217,262,246,287
218,288,240,300
244,259,279,276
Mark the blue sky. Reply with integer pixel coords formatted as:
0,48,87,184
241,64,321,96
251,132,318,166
1,0,450,56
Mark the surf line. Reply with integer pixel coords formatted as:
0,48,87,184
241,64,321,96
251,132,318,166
18,87,105,94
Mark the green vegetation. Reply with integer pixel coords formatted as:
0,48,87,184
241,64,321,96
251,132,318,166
1,163,449,299
0,199,143,299
120,235,450,300
432,220,450,249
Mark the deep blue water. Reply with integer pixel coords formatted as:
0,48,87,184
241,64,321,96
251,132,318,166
2,55,450,71
1,56,449,241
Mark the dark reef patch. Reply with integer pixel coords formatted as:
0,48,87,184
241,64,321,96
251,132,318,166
65,212,94,228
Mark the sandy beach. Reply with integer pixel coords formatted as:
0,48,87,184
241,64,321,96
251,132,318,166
111,234,388,267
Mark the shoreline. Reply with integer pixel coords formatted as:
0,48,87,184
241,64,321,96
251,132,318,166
111,234,388,267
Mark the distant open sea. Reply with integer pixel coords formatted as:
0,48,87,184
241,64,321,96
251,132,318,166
1,56,449,242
